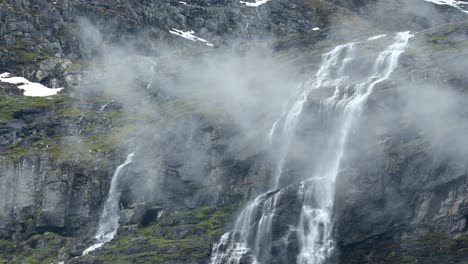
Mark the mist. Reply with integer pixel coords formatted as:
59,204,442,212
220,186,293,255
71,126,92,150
73,0,468,208
73,17,308,208
401,82,468,161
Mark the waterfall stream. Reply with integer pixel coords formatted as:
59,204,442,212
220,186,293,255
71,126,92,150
211,32,413,264
83,152,135,255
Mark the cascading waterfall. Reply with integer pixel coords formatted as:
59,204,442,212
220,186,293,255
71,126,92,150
297,31,413,264
211,31,413,264
272,42,356,189
146,58,157,90
98,102,109,112
83,152,135,255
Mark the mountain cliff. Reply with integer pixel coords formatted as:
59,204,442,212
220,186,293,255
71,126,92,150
1,0,468,263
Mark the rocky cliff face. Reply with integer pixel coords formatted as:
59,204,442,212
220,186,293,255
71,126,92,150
1,0,468,263
336,21,468,263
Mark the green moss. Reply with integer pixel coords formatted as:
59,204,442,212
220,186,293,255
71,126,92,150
16,50,39,61
11,233,70,264
454,232,468,241
95,204,241,263
84,124,136,152
2,135,59,159
300,0,338,14
0,92,51,122
139,223,161,236
25,217,35,234
398,137,428,151
43,123,135,161
415,232,446,244
5,40,52,64
69,59,92,71
21,255,37,264
117,235,134,245
1,90,132,161
430,35,450,42
3,142,41,158
401,256,417,264
0,239,12,247
100,109,124,120
55,105,84,118
415,34,468,51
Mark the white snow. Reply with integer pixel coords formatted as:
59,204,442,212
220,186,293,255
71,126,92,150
368,34,388,41
239,0,271,7
0,72,63,97
312,27,320,31
168,29,214,47
424,0,468,13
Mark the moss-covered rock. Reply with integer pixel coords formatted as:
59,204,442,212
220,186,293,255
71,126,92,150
73,204,241,264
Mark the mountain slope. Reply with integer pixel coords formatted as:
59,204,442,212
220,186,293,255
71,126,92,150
1,0,468,263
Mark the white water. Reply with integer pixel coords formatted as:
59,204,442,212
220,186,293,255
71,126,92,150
273,42,356,189
368,34,387,41
146,58,157,90
83,153,135,255
98,102,109,112
296,31,413,264
211,32,413,264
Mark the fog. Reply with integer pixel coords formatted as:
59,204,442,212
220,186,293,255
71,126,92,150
402,82,468,161
72,0,468,209
64,1,468,262
74,17,307,207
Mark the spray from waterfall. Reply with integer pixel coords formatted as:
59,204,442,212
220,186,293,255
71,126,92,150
296,31,413,264
272,42,356,189
83,152,135,255
146,58,157,90
210,32,413,264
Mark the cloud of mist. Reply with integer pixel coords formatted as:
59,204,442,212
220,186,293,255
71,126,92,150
401,82,468,159
74,0,468,214
75,17,302,207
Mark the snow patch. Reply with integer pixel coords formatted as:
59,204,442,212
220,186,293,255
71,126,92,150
368,34,388,41
424,0,468,13
169,29,214,47
0,72,63,97
240,0,271,7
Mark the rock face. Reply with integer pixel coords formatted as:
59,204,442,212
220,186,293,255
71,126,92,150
334,21,468,263
0,93,121,240
1,0,468,263
0,0,356,84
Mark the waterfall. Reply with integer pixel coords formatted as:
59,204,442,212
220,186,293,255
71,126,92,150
296,31,413,264
211,31,413,264
83,152,135,255
146,58,157,90
98,102,109,112
273,43,356,189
